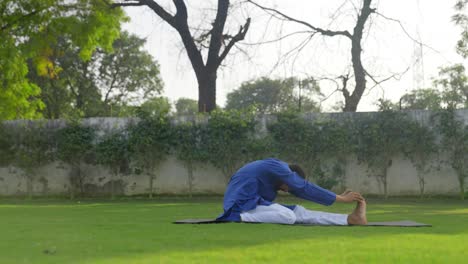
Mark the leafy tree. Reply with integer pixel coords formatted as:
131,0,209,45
433,109,468,200
137,97,172,118
0,0,125,120
56,124,96,199
111,0,250,112
453,0,468,58
226,77,321,114
248,0,377,112
399,89,443,110
175,98,199,116
128,113,173,199
97,31,164,112
95,131,129,199
28,31,163,118
434,64,468,109
375,98,399,111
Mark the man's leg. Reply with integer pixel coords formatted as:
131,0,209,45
240,203,296,224
294,200,367,225
347,200,367,225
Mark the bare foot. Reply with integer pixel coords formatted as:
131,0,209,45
347,200,368,225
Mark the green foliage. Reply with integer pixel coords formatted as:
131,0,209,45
353,111,414,198
56,123,96,198
0,0,126,120
399,89,443,110
268,113,351,189
137,97,171,119
434,64,468,109
175,98,199,116
226,77,321,114
96,131,129,174
375,98,399,111
97,31,164,113
128,113,173,198
0,123,14,166
433,109,468,200
173,122,208,196
174,123,207,164
10,121,55,198
401,120,438,198
56,124,95,165
28,31,163,118
204,109,256,181
453,0,468,58
95,130,129,199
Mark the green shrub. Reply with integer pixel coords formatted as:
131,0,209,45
353,111,415,198
56,123,96,199
95,131,129,199
173,122,207,197
204,109,256,181
128,114,173,198
10,121,55,198
433,108,468,200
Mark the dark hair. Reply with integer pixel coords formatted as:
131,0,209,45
288,164,306,179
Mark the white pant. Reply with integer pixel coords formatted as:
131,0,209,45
240,203,348,225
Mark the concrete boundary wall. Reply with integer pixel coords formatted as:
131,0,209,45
0,109,467,197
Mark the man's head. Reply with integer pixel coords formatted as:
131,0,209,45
278,164,306,192
288,164,306,179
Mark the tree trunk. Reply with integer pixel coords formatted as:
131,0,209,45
418,172,425,199
149,174,154,199
26,175,33,200
111,172,115,200
342,0,373,112
69,176,75,200
197,71,217,112
187,161,194,198
459,175,465,200
78,166,84,196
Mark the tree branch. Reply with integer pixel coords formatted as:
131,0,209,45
110,1,145,8
112,1,176,27
218,18,251,66
247,0,352,39
239,30,313,46
363,66,411,96
1,9,44,32
374,11,440,54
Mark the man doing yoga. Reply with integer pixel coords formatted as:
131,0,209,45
217,158,367,225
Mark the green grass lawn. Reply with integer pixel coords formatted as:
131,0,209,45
0,197,467,264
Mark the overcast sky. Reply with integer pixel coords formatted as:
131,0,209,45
122,0,467,112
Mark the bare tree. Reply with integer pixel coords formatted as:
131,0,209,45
247,0,377,112
109,0,250,112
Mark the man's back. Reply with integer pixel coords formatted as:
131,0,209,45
219,158,287,221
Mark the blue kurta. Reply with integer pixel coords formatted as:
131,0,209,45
217,158,337,222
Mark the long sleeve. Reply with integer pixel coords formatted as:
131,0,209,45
287,176,336,206
266,159,336,206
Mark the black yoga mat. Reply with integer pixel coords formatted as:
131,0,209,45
174,219,431,227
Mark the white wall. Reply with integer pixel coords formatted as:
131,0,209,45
0,109,466,197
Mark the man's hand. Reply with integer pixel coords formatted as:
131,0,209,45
336,190,365,203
